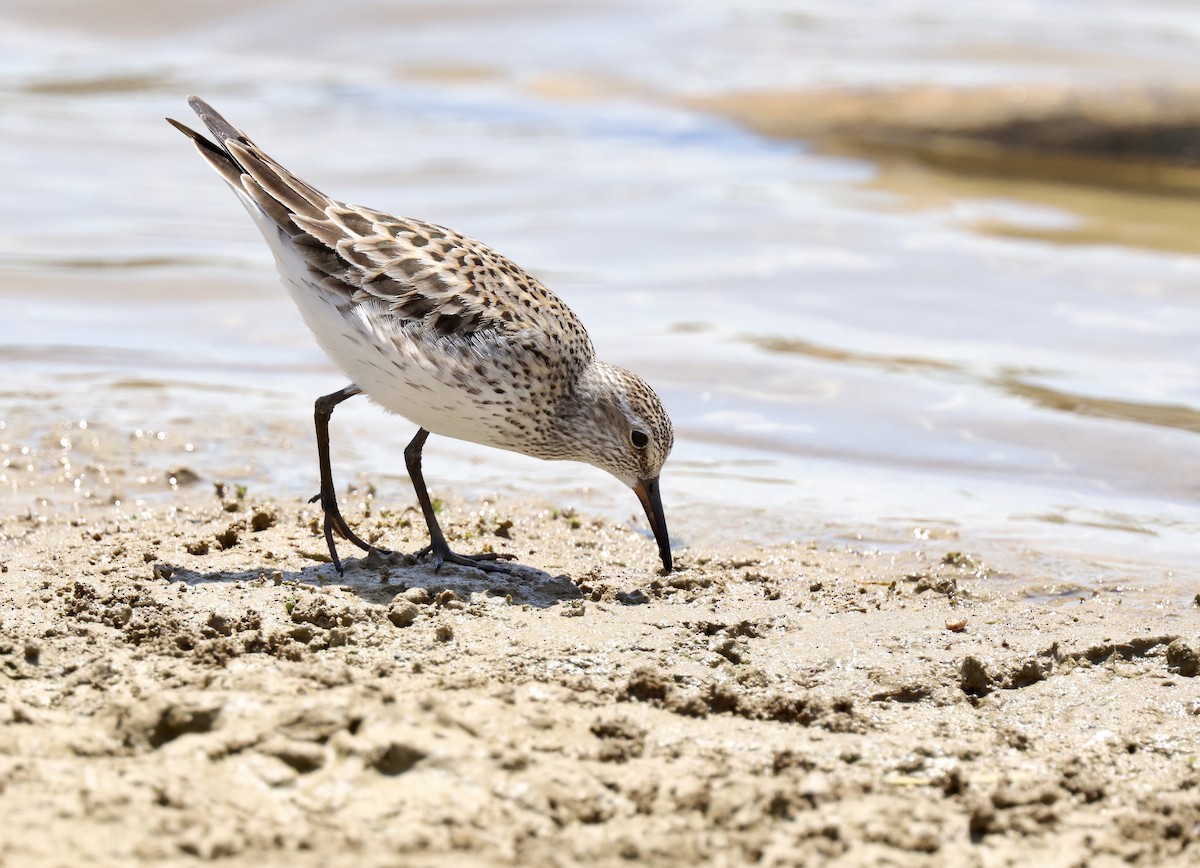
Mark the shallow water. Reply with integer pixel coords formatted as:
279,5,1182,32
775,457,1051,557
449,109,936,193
2,0,1199,603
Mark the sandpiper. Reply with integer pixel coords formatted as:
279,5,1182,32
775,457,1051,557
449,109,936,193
168,97,674,574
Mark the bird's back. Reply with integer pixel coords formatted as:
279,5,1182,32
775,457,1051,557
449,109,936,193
171,97,596,454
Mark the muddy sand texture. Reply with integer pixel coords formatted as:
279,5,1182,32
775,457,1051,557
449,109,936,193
1,420,1199,866
695,84,1200,192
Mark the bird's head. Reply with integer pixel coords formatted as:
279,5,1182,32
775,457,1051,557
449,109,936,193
563,362,674,571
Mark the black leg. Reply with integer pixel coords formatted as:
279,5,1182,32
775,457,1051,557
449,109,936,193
308,384,382,573
404,428,516,573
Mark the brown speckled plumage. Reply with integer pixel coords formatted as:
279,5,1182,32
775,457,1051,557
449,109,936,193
169,97,674,573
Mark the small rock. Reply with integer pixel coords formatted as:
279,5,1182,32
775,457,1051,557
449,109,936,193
616,589,649,605
401,587,432,605
623,666,672,704
290,595,352,629
205,613,233,637
387,602,419,628
434,624,454,642
915,575,958,596
250,505,277,532
215,525,239,550
1167,639,1198,677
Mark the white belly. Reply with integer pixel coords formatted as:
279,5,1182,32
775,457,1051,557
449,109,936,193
276,263,521,456
242,203,536,452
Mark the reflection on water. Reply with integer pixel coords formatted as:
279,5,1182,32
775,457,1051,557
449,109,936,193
867,156,1200,255
1015,509,1159,537
23,72,174,96
752,333,1200,436
748,335,965,373
998,377,1200,436
1,0,1198,604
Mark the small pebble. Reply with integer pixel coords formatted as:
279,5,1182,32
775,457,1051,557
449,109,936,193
388,602,419,628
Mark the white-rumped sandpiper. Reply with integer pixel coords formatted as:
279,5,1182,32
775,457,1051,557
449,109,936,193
169,97,673,574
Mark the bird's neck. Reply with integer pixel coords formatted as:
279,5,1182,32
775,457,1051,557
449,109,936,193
540,361,623,464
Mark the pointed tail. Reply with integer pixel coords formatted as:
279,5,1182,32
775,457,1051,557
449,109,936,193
166,96,331,228
165,96,249,188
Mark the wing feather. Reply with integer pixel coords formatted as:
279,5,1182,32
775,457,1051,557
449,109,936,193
168,97,594,365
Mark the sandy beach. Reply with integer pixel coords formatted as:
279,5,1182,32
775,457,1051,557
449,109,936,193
1,415,1197,866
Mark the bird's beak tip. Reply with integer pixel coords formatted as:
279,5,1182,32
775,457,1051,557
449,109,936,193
634,476,672,573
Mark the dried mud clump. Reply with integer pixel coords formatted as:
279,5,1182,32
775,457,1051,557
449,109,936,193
249,504,277,532
387,601,420,628
1059,758,1106,804
1115,790,1200,861
114,693,225,750
959,635,1184,699
201,610,261,638
589,716,646,763
619,665,863,731
1166,639,1198,677
622,666,673,704
288,593,358,630
63,580,194,651
967,781,1065,838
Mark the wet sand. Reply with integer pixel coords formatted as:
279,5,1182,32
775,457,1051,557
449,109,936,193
2,416,1198,866
693,84,1200,190
693,83,1200,254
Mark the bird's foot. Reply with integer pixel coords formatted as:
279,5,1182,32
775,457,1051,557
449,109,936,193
309,489,388,575
413,542,518,574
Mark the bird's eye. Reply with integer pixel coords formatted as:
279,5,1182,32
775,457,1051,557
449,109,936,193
630,430,650,449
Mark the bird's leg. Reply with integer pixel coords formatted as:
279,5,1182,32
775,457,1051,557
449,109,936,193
308,384,382,574
404,428,517,573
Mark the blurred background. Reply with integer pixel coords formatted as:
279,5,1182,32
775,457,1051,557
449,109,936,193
3,0,1199,601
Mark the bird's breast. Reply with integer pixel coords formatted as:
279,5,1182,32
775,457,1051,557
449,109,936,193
287,277,564,452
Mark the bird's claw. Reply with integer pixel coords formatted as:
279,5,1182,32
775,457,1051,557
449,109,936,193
310,489,382,574
413,543,518,574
